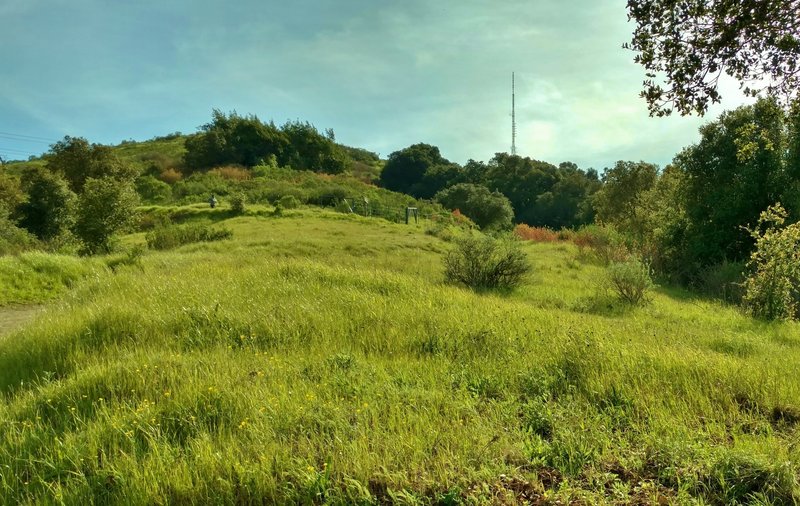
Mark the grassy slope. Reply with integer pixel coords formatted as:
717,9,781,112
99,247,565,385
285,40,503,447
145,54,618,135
1,209,799,504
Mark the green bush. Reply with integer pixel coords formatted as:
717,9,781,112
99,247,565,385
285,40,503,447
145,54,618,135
741,204,800,320
135,175,172,203
573,225,629,265
277,194,301,209
444,235,530,290
229,192,247,215
73,177,140,255
607,257,653,305
145,223,233,250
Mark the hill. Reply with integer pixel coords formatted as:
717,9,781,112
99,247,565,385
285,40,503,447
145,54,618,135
0,206,798,504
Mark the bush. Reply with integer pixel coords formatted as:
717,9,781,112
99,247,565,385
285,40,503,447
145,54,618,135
434,183,514,230
444,235,530,290
135,175,172,203
158,168,183,184
573,225,629,265
741,204,800,320
514,224,558,242
73,177,139,255
607,258,653,305
229,192,247,215
0,211,38,256
209,166,251,181
145,223,233,250
277,194,300,209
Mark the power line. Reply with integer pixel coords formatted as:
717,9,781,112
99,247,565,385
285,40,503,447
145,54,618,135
0,134,52,145
0,131,59,143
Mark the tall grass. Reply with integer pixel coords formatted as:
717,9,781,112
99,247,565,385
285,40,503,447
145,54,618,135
0,210,798,504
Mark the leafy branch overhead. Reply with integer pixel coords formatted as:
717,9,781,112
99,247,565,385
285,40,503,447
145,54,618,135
626,0,800,116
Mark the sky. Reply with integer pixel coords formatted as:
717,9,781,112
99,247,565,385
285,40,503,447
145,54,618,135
0,0,754,170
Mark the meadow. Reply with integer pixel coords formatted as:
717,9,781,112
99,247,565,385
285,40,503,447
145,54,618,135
0,206,799,504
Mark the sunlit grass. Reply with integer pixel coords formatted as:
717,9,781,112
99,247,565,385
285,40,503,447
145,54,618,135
0,207,798,504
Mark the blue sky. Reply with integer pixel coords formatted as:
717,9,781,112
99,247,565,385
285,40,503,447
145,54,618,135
0,0,752,170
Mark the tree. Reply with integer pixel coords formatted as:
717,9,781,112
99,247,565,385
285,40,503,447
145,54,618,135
73,177,139,254
46,136,137,192
0,172,24,215
379,143,456,197
185,110,290,170
435,183,514,230
281,121,349,174
17,168,76,241
593,160,659,239
626,0,800,116
674,98,796,265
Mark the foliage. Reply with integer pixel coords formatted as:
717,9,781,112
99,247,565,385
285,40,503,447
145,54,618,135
741,204,800,320
145,223,233,250
158,168,183,184
73,178,140,254
45,136,137,192
513,224,559,242
444,235,530,290
135,175,172,203
626,0,800,116
209,166,251,181
17,168,76,241
0,210,38,256
0,172,24,214
379,143,460,198
672,98,799,268
434,183,514,230
229,192,247,215
184,110,289,170
573,225,629,265
592,160,659,239
281,121,349,174
183,110,350,174
276,194,300,210
477,154,600,228
607,257,654,305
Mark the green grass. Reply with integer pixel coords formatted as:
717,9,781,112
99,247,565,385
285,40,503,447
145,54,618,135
0,208,799,504
0,252,101,306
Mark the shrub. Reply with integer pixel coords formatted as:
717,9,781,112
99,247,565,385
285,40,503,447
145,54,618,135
17,168,76,241
0,211,38,256
159,168,183,184
229,192,247,215
277,194,301,209
444,235,530,290
73,177,140,255
145,223,233,250
607,257,653,305
514,224,558,242
135,175,172,203
209,166,251,181
741,204,800,320
434,183,514,230
573,225,629,265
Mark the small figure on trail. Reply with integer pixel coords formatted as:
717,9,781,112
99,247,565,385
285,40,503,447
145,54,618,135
209,194,217,209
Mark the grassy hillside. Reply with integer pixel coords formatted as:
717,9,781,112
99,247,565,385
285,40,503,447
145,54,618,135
1,208,799,504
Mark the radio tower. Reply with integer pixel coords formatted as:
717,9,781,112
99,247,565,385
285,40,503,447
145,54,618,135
511,72,517,156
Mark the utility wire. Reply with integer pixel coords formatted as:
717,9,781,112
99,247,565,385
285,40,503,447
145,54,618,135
0,134,52,145
0,131,59,143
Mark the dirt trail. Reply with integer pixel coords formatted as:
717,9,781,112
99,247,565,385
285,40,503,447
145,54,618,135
0,305,44,338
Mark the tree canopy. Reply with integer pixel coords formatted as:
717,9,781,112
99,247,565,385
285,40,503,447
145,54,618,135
626,0,800,116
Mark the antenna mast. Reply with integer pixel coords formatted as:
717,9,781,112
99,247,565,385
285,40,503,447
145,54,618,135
511,72,517,156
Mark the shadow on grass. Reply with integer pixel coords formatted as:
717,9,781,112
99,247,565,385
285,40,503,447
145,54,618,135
570,293,637,317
